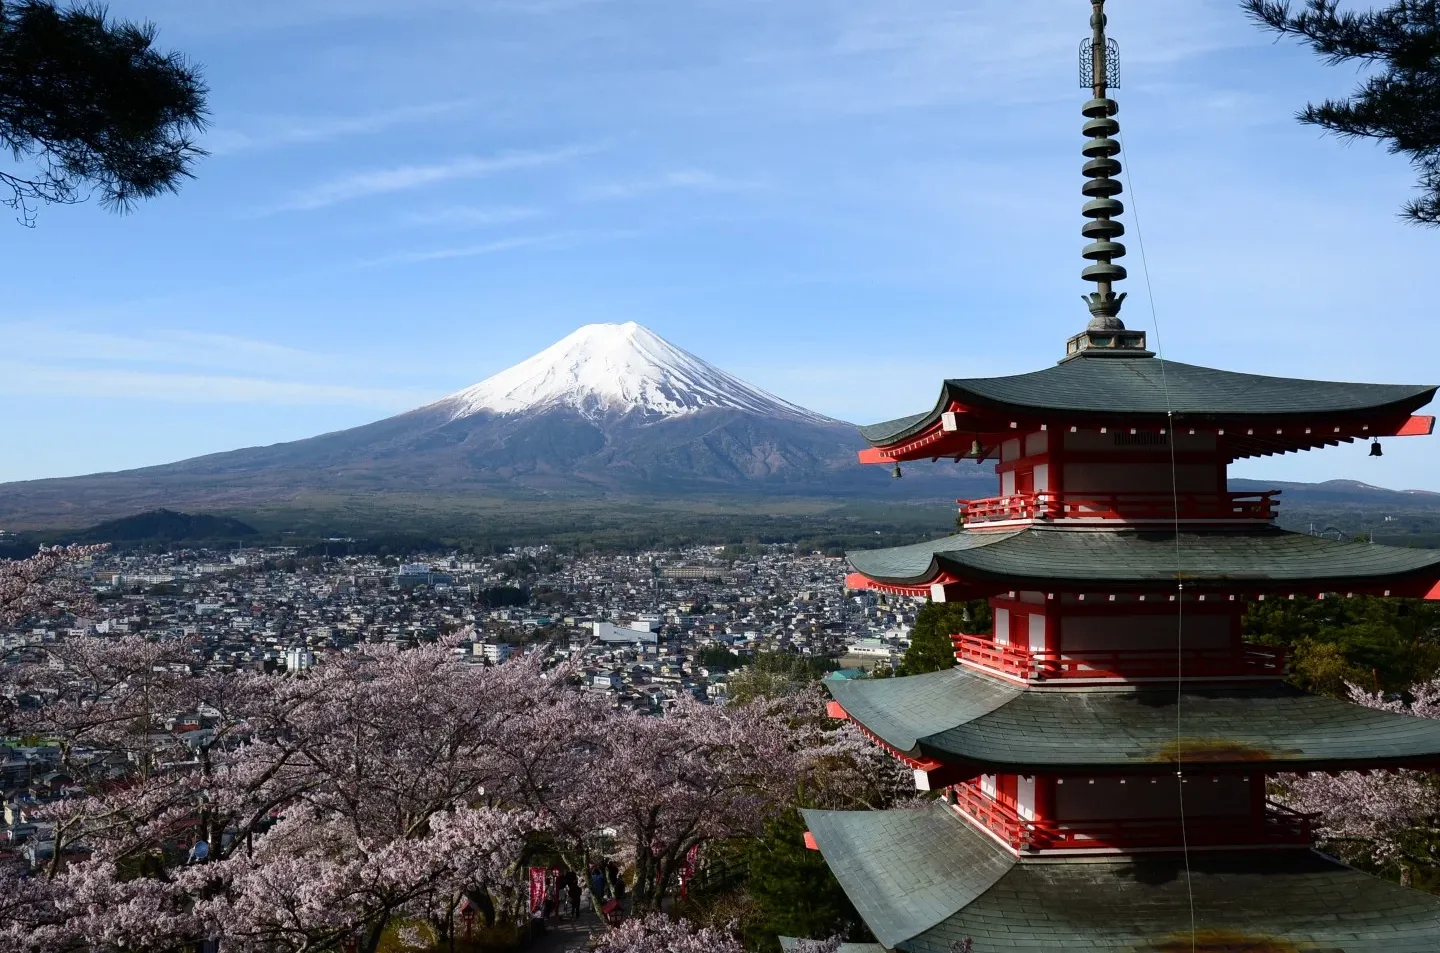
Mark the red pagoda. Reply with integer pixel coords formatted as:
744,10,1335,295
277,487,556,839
804,3,1440,951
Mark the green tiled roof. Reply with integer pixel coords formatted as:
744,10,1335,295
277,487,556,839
846,527,1440,589
806,804,1440,952
800,806,1014,949
826,667,1440,771
826,667,1018,752
858,357,1435,445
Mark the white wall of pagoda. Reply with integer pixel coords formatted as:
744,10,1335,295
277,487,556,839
1061,614,1231,652
952,771,1279,855
990,591,1056,652
984,595,1243,657
990,427,1232,503
1052,775,1251,821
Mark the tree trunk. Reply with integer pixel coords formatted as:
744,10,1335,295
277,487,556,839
359,918,388,953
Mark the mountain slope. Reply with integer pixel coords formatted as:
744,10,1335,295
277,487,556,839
0,323,989,528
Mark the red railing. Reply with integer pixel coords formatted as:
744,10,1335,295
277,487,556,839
957,490,1279,524
952,783,1314,852
954,635,1288,681
955,634,1037,678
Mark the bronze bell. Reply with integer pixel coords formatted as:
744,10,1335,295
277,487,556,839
1370,440,1383,457
892,463,903,479
970,438,984,458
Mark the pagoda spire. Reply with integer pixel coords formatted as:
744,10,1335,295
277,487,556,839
1065,0,1149,360
1080,0,1126,327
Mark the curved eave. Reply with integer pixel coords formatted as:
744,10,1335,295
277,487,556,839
806,805,1440,953
801,805,1015,950
826,667,1440,774
845,528,1440,597
844,571,962,598
858,410,1437,465
857,361,1437,451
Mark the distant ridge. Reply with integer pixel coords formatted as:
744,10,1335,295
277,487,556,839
1229,478,1440,505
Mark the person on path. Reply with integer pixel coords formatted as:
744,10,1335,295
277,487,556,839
541,883,557,923
606,860,626,902
562,870,581,919
589,864,609,904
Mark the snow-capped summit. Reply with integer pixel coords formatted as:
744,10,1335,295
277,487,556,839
432,322,834,423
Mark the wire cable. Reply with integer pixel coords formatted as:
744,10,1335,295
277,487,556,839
1118,134,1198,953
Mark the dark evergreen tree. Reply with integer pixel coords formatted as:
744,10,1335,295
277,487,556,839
1244,1,1440,224
0,1,207,223
900,599,992,675
1244,594,1440,696
695,644,742,669
740,811,870,952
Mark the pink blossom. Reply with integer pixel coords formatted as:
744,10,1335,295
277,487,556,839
0,635,889,952
590,914,745,953
1275,677,1440,866
0,544,104,625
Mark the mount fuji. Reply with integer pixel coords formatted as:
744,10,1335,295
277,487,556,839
433,322,832,424
0,322,988,528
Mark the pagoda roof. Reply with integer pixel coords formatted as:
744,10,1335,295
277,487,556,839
858,356,1435,447
846,526,1440,593
826,667,1440,772
803,804,1440,951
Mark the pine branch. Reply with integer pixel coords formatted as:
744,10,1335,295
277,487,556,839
1244,0,1440,226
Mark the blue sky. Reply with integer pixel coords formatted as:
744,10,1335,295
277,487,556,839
2,0,1438,489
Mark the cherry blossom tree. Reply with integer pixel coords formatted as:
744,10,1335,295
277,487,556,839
0,626,892,953
590,916,848,953
2,636,553,953
0,544,102,624
596,695,806,911
590,914,746,953
191,804,532,953
1278,679,1440,871
495,685,809,915
804,719,915,811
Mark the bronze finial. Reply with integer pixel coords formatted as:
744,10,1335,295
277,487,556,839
1079,0,1127,330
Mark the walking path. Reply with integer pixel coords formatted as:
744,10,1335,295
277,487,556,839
524,905,600,953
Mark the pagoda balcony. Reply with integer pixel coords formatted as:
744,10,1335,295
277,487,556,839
952,783,1315,853
957,490,1279,526
954,634,1288,682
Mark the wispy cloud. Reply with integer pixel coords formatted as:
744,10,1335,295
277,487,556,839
358,228,638,268
398,205,545,229
0,324,320,373
207,101,470,155
258,145,595,215
0,363,433,408
581,169,759,201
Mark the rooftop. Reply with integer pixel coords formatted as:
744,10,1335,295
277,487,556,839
827,666,1440,772
858,358,1435,447
845,526,1440,594
804,804,1440,952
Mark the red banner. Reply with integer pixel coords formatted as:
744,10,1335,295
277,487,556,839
528,867,547,914
679,843,700,899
